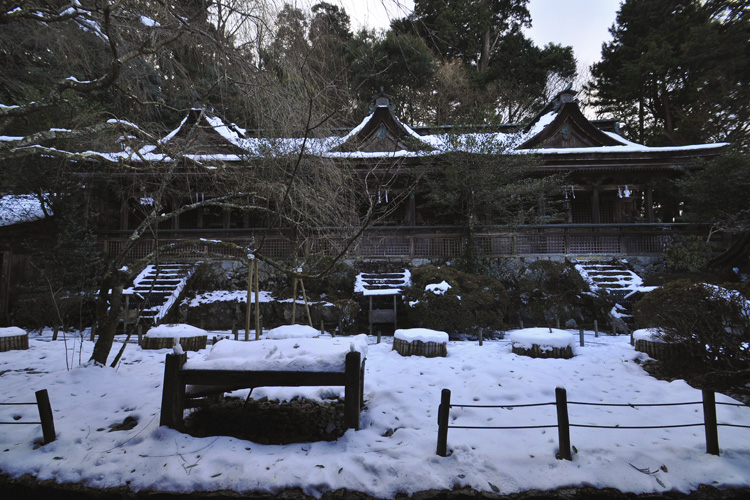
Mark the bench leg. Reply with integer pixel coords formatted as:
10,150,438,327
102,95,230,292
344,351,362,430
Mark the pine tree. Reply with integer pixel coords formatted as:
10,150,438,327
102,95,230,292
589,0,750,148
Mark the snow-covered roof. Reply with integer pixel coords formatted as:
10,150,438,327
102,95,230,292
354,270,411,296
0,194,50,227
12,90,726,166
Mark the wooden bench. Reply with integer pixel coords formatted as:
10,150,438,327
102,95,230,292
160,347,365,432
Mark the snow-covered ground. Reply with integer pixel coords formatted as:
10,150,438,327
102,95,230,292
1,329,749,498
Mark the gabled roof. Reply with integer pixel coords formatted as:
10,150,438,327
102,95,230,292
519,89,626,149
158,108,250,156
333,92,432,153
92,89,727,165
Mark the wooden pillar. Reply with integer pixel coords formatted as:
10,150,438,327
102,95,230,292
436,388,451,457
245,259,253,341
344,351,362,430
555,387,572,460
368,296,373,335
119,195,129,230
254,260,260,340
393,295,397,331
35,389,56,444
703,390,720,456
223,209,231,229
291,277,298,325
160,352,187,429
408,192,416,226
591,185,601,224
645,185,655,223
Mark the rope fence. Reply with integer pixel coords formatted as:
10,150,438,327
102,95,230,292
0,389,56,444
436,387,749,459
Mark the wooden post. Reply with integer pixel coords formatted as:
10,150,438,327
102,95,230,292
393,295,397,332
245,259,253,341
556,387,572,460
703,390,720,456
369,296,373,335
377,331,381,344
591,185,601,224
344,351,362,430
254,260,260,340
35,389,56,444
124,295,130,333
291,277,298,325
160,352,187,429
594,320,599,338
52,326,58,341
299,279,313,327
478,329,483,346
436,388,451,457
579,327,584,347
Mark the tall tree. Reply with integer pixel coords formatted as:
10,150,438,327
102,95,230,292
589,0,750,148
391,0,576,123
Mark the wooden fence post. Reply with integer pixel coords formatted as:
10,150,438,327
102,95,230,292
593,320,599,338
478,329,483,346
160,352,187,429
579,328,584,347
344,351,362,430
35,389,56,444
436,388,451,457
703,390,720,456
556,387,572,460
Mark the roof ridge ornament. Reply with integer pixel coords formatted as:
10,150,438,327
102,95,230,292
370,87,394,113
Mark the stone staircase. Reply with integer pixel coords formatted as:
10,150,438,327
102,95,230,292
124,263,196,326
572,259,654,333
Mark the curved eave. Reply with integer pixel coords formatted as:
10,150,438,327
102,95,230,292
528,143,729,172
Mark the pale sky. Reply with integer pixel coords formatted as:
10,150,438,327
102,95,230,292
334,0,622,66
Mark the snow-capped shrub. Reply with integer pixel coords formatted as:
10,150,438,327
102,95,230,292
634,280,750,372
511,260,611,327
402,266,508,337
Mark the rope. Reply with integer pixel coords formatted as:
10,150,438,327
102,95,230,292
452,402,555,409
569,401,701,407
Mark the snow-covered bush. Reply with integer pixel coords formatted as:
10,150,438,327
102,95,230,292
402,266,508,338
634,280,750,372
510,260,611,327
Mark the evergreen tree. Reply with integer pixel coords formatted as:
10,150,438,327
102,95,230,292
390,0,576,123
589,0,750,148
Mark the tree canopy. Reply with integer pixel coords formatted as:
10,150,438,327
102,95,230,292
588,0,750,148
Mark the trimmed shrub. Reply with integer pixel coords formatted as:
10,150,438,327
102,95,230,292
663,235,714,272
634,280,750,372
403,266,508,337
511,260,611,327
